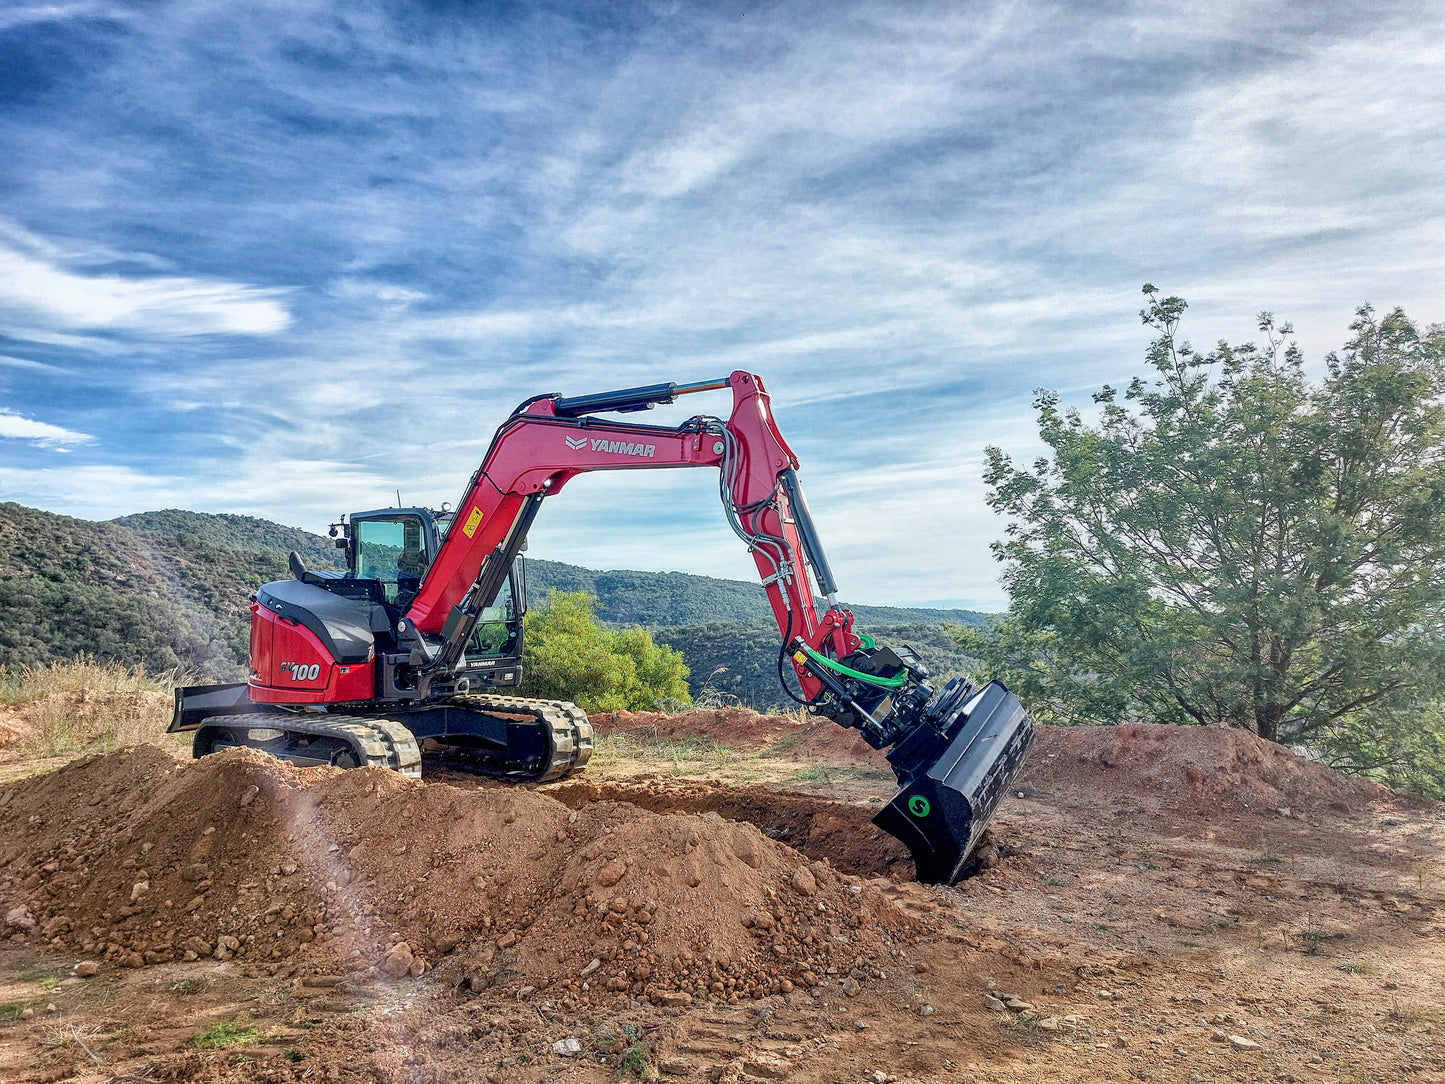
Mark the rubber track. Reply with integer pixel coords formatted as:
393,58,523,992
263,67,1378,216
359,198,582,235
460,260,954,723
194,713,423,779
442,694,593,783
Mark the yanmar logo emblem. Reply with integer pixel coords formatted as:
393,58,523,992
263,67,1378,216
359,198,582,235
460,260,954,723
566,435,656,457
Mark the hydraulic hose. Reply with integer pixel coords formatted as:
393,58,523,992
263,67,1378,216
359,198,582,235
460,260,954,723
798,644,908,689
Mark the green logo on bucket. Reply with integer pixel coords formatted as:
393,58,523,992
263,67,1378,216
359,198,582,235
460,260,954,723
908,795,930,818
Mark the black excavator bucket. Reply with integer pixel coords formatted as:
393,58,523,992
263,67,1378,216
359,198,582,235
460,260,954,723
872,680,1035,884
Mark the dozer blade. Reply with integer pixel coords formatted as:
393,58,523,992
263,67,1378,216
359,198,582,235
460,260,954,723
872,680,1035,884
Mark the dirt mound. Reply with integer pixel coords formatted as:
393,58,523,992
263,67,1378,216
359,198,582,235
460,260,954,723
1023,722,1390,815
0,745,923,1007
593,706,889,764
547,777,914,878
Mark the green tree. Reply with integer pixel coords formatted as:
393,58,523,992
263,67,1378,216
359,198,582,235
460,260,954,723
962,288,1445,790
519,590,692,712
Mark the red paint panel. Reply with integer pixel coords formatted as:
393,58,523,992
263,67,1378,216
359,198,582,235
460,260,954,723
246,605,374,703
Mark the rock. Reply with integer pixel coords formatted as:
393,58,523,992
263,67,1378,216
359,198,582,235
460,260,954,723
553,1038,582,1057
791,867,817,897
1228,1034,1261,1051
660,1059,692,1075
497,931,518,949
73,960,99,977
742,1056,790,1080
1038,1017,1060,1031
184,936,212,957
984,995,1007,1012
382,942,414,979
20,1007,33,1019
280,862,298,876
580,958,601,977
1210,1030,1227,1043
597,860,626,888
656,991,693,1008
5,905,36,931
842,977,861,997
918,1004,935,1017
239,785,260,807
1004,997,1035,1012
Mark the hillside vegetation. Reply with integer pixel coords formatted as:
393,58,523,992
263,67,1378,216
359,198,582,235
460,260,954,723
0,504,983,709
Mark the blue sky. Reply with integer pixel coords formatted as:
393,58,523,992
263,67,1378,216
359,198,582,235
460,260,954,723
1,1,1441,609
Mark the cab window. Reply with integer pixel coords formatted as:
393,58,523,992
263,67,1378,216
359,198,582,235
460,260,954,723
354,516,429,605
469,577,517,659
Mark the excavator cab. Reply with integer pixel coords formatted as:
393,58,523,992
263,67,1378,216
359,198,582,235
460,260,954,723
341,507,526,682
348,509,439,608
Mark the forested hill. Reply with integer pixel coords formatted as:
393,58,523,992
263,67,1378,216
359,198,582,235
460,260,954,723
524,558,987,630
112,509,342,567
0,504,989,707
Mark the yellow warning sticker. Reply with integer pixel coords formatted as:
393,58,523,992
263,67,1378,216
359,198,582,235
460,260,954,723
462,508,484,537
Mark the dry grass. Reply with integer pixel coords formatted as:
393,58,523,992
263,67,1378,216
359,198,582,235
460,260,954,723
593,729,742,776
0,657,187,761
0,655,182,702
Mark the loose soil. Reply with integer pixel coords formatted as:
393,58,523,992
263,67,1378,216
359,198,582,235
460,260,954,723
1,709,1442,1084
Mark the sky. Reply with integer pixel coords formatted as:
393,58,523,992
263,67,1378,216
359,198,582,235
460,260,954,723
1,1,1442,610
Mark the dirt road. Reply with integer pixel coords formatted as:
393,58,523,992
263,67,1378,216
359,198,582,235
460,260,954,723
1,704,1442,1083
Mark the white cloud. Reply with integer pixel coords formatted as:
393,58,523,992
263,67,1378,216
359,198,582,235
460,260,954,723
0,2,130,32
0,240,293,339
0,354,59,372
0,463,172,517
0,408,91,448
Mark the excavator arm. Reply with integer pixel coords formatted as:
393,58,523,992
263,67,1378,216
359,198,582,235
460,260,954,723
405,372,850,700
401,370,1035,882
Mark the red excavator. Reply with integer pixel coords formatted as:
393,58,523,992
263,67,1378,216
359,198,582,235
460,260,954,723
170,372,1034,883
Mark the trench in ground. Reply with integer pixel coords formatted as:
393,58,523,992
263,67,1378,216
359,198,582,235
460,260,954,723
540,778,917,879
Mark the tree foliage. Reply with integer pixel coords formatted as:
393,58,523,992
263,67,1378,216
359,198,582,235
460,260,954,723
519,591,692,712
962,289,1445,792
